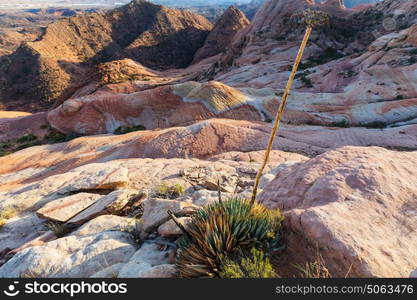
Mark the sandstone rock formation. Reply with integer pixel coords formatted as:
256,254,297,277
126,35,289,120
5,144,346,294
259,146,417,278
0,144,305,277
0,216,138,278
0,0,416,279
47,81,276,135
0,112,48,143
0,118,415,192
206,0,417,128
37,0,416,144
192,6,250,63
1,0,213,107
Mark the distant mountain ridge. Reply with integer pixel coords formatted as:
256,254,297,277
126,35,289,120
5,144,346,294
0,0,213,107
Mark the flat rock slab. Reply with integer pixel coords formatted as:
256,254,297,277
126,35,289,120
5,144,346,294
67,189,136,224
36,193,102,223
56,166,130,195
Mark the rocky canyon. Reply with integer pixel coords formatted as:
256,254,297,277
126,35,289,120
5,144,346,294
0,0,416,279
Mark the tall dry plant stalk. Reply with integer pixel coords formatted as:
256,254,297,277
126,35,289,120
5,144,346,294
251,9,329,205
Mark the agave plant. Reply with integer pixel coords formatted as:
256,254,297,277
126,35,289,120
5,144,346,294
174,198,283,278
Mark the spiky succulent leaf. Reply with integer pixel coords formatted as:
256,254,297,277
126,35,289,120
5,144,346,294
176,198,283,278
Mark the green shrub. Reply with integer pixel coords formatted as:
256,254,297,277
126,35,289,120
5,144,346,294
153,182,185,199
299,47,344,70
359,121,387,129
0,143,11,149
45,221,72,238
176,198,283,278
300,75,313,88
16,134,37,144
331,119,350,128
114,124,146,135
219,248,277,278
0,151,12,157
16,140,42,150
44,128,81,144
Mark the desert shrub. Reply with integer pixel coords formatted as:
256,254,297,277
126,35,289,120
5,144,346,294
0,151,12,157
153,182,185,199
0,209,17,228
294,255,331,278
359,120,387,129
44,129,81,144
300,75,313,88
0,142,11,150
114,124,146,135
176,198,283,278
219,248,276,278
16,134,37,144
408,56,417,65
331,119,350,128
121,219,143,244
45,221,72,238
299,47,344,70
16,140,42,150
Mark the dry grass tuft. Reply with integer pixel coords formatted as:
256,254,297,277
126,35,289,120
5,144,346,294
0,209,17,228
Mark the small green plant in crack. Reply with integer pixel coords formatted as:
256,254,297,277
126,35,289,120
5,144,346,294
300,75,313,88
0,151,12,157
44,129,81,144
219,248,277,278
121,219,143,244
114,124,146,135
359,121,387,129
331,119,350,128
299,48,344,70
16,140,42,150
407,56,417,65
296,70,314,88
153,182,186,199
45,221,72,238
16,134,38,144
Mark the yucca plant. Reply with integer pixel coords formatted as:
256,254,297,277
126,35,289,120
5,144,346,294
174,198,283,278
219,248,277,278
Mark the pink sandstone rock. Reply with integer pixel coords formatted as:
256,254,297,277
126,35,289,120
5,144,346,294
259,146,417,277
0,119,415,192
0,112,48,142
47,81,276,135
192,6,250,64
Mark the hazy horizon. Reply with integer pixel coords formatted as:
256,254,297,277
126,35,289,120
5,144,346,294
0,0,254,9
